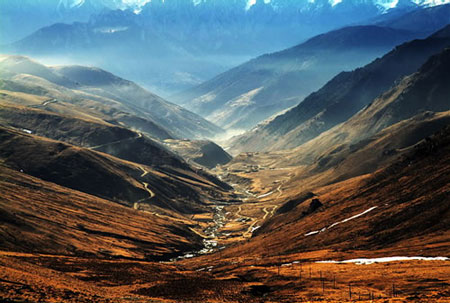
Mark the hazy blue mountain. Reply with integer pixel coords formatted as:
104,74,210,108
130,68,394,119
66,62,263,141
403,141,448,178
372,3,450,35
229,24,450,153
173,25,417,131
0,0,110,44
4,0,448,95
0,55,223,140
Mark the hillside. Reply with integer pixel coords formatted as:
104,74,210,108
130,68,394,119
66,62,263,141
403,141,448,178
170,124,450,303
273,47,450,169
0,165,203,260
222,124,450,259
164,139,233,169
229,24,450,153
0,55,223,140
174,25,416,131
0,126,231,215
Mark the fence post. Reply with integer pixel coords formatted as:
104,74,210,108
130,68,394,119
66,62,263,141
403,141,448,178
322,275,325,295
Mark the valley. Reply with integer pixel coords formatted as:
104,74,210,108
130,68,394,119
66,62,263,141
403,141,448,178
1,2,450,302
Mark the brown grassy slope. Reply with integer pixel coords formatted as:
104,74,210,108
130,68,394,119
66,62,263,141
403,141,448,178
218,125,450,259
0,126,229,214
0,126,148,205
0,103,135,147
0,165,202,260
0,101,230,191
0,103,192,169
225,110,450,201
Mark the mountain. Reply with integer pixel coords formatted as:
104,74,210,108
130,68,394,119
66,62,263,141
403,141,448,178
4,0,448,94
223,46,450,199
262,47,450,182
229,24,450,153
374,3,450,35
173,25,417,131
0,0,108,44
0,55,223,140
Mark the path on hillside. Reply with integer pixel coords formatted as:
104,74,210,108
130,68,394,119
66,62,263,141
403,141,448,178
133,165,157,212
89,132,142,150
275,172,295,198
30,98,58,108
262,205,278,220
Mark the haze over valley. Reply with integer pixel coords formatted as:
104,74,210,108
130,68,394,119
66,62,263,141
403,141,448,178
1,1,450,302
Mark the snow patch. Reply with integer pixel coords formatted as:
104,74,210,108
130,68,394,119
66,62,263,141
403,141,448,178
317,256,449,265
257,191,274,198
251,225,261,233
94,26,129,34
305,206,378,236
329,0,343,6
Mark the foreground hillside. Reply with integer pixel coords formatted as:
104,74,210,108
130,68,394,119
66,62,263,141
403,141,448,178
0,165,203,260
220,125,450,260
1,117,449,303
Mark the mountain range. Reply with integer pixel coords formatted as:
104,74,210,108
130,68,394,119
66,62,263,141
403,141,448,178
174,25,418,131
229,23,450,153
0,55,222,140
3,0,450,95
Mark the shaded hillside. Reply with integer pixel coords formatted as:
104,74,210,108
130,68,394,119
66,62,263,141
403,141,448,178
0,127,148,205
273,47,450,170
0,55,223,140
230,24,450,153
164,139,232,169
0,104,135,147
175,26,416,131
0,104,189,170
0,165,203,260
0,127,229,214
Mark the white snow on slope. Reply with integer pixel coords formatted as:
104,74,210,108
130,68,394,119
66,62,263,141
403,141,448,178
316,256,449,265
305,206,378,236
257,191,275,198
